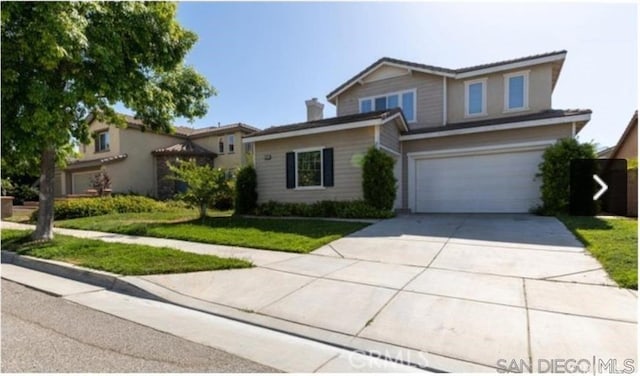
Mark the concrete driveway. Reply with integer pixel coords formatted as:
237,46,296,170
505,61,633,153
140,214,637,372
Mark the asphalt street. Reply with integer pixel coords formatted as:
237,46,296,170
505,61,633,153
1,280,279,373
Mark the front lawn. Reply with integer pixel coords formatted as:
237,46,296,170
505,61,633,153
558,216,637,289
1,229,252,275
57,214,369,253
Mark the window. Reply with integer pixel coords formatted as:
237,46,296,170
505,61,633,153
95,131,109,152
296,149,322,187
285,148,334,189
359,89,416,122
228,135,235,153
218,137,224,153
465,78,487,117
504,71,529,111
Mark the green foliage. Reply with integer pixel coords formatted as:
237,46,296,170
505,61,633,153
2,229,252,275
559,216,637,289
167,159,230,218
1,177,13,196
1,2,214,239
235,165,258,214
536,138,596,215
57,216,368,254
362,147,397,210
30,196,166,221
256,200,394,219
6,184,39,205
628,157,638,170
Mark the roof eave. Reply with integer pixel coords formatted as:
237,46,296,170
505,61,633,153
399,112,591,141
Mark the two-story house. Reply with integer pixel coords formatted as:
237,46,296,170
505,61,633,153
243,50,592,213
57,114,258,199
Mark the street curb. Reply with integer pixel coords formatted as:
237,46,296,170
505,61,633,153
1,250,491,372
1,250,165,302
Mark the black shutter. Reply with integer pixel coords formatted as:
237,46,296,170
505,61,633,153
323,148,334,187
286,152,295,189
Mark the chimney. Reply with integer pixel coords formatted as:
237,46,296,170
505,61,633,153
305,98,324,121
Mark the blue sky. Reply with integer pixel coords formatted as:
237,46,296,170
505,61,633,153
154,2,636,148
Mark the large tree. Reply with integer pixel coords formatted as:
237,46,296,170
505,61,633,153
1,2,214,240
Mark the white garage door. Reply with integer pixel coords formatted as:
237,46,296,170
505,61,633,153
414,149,544,213
72,171,97,194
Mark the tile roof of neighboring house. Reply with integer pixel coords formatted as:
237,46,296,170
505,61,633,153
327,50,567,101
89,113,257,138
152,140,215,156
402,109,592,136
245,108,404,139
189,123,261,138
65,153,128,170
597,146,615,159
609,110,638,159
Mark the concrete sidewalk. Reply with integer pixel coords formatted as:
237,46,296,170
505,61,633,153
2,215,637,372
2,264,423,373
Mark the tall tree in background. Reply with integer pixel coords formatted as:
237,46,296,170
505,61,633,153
1,2,214,240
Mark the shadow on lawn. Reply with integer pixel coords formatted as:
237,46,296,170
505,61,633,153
115,215,368,239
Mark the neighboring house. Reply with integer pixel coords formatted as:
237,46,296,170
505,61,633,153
243,50,592,213
601,110,637,217
57,115,258,199
609,110,638,161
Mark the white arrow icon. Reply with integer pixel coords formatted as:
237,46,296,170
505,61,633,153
593,174,608,200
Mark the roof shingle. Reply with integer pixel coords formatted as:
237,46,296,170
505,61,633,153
245,108,403,139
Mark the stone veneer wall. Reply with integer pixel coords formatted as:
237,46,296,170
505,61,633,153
155,155,215,200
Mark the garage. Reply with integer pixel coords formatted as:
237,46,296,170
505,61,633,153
72,171,97,194
409,143,548,213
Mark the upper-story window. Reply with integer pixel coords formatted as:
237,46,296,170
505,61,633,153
218,137,224,153
359,89,416,122
95,131,109,152
504,71,529,112
464,78,487,117
228,134,235,153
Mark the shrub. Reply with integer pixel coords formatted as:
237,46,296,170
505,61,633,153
90,168,112,196
30,195,166,221
6,183,39,205
536,138,596,215
235,165,258,214
167,159,230,218
256,200,394,219
362,147,396,210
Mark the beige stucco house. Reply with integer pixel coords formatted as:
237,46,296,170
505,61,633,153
243,50,592,213
57,115,258,199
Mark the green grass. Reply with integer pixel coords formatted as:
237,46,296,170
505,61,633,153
1,229,252,275
57,213,369,253
558,215,637,289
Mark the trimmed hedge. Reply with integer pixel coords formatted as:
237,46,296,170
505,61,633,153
256,200,394,219
30,196,167,221
235,165,258,214
362,147,396,211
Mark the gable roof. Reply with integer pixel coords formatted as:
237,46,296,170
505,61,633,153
609,110,638,159
243,108,407,143
88,112,257,139
152,140,216,156
327,50,567,103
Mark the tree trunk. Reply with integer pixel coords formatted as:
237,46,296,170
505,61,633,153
199,203,207,223
32,148,56,241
